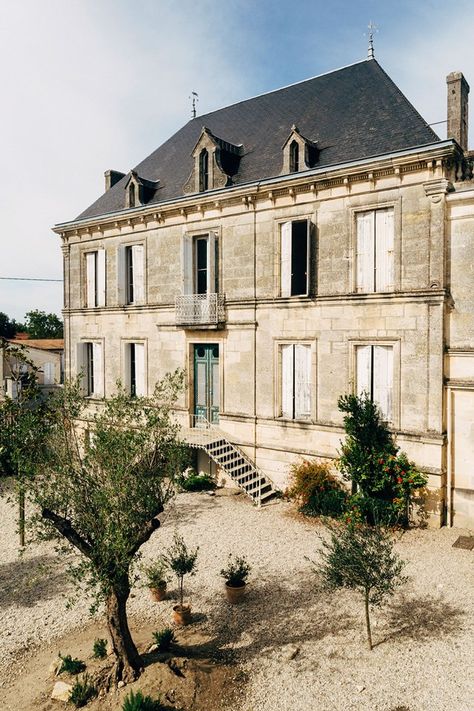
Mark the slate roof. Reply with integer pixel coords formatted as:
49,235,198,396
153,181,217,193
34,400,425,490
77,58,440,220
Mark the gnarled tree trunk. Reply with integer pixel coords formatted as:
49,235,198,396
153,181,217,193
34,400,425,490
106,580,143,683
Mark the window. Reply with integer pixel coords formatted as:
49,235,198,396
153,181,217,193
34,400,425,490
182,232,217,295
281,343,311,419
85,250,106,307
118,244,144,305
128,183,136,208
280,220,310,296
356,345,393,421
289,140,299,173
43,362,55,385
199,149,209,191
356,208,394,293
125,342,146,396
79,342,103,397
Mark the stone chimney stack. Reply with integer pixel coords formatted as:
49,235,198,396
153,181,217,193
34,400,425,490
447,71,470,152
104,169,125,191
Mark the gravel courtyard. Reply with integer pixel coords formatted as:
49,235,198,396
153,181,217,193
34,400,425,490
1,484,474,711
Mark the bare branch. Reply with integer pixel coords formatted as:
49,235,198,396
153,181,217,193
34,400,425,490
41,507,93,559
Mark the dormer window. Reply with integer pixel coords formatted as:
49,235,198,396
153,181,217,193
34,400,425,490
199,149,209,192
128,183,136,208
289,141,299,173
124,170,160,209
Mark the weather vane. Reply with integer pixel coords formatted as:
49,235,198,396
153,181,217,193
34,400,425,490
366,21,378,59
189,91,199,119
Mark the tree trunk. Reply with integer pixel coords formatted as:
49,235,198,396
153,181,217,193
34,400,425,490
106,582,143,683
19,486,25,548
364,590,373,651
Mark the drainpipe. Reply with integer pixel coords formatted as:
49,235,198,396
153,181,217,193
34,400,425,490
446,386,453,526
253,184,260,500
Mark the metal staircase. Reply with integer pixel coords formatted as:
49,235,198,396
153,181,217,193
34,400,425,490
181,417,276,506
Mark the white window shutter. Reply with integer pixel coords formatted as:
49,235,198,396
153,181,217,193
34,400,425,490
76,343,86,394
280,222,292,297
281,344,294,418
117,246,126,305
43,362,55,385
135,343,146,396
356,211,375,293
86,252,96,307
132,244,145,304
97,249,106,306
294,344,311,418
375,209,394,292
182,235,193,295
207,232,217,293
92,342,103,397
373,345,393,421
356,345,371,398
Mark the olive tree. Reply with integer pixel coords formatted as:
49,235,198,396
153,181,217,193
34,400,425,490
30,371,188,683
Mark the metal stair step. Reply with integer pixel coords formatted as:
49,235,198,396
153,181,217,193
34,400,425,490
228,462,253,475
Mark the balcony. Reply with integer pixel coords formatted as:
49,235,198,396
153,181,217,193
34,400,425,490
175,293,226,328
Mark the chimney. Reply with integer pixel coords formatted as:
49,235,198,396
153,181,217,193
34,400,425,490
104,169,125,191
447,71,470,152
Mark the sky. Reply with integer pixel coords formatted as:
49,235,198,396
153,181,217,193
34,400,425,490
1,0,474,322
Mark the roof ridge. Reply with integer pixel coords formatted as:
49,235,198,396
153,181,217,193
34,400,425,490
192,57,371,122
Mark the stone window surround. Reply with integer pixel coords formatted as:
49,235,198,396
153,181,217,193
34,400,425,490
78,337,105,399
116,238,147,307
181,225,222,295
273,337,317,422
184,335,225,417
348,337,401,429
273,212,315,298
120,338,148,397
79,243,106,309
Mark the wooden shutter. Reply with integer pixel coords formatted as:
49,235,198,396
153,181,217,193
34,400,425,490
207,232,217,293
281,344,294,418
375,209,394,292
97,249,106,306
280,222,292,297
92,342,103,397
135,343,146,396
43,362,55,385
86,252,96,307
117,246,126,305
373,345,393,421
182,235,193,294
132,244,145,303
76,343,86,394
294,344,311,418
356,211,375,293
356,345,371,398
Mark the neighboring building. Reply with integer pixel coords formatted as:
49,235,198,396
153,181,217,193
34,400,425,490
54,56,474,526
1,339,64,397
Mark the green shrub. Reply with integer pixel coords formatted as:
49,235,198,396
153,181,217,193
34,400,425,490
179,472,216,491
220,554,251,586
59,653,86,675
143,557,169,588
69,674,97,707
152,627,176,652
92,638,107,659
286,459,347,518
122,690,162,711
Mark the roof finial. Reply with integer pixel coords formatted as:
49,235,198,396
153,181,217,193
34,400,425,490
189,91,199,119
367,21,377,59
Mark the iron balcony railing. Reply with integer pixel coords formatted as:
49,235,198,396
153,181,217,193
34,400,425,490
175,293,225,326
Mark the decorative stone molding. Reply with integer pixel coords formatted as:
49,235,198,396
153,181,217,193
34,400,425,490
423,178,454,200
183,127,242,194
281,125,319,175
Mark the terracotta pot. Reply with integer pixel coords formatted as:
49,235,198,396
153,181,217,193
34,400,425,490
173,604,192,625
225,581,246,604
149,583,167,602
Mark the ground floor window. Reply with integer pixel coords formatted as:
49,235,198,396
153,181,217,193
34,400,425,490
356,344,393,421
281,343,311,419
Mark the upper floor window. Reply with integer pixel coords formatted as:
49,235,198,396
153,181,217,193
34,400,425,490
280,220,310,297
356,344,393,422
78,341,103,397
356,208,394,293
289,141,299,173
182,232,217,295
118,244,145,305
199,149,209,192
124,342,146,397
128,183,136,208
281,343,311,419
85,249,106,308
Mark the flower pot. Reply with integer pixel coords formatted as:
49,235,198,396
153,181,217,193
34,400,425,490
225,581,246,604
149,583,167,602
173,604,192,625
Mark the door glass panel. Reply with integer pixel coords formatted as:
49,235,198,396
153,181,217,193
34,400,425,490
212,362,219,407
196,362,207,406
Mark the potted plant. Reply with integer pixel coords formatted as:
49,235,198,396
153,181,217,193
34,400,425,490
220,554,251,604
165,533,198,625
143,557,169,602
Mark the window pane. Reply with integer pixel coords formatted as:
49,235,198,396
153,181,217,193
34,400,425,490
196,238,208,294
291,221,308,295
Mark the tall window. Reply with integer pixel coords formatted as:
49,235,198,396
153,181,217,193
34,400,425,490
125,342,145,396
81,342,103,397
199,149,209,192
85,250,106,307
182,232,217,295
122,244,144,305
356,208,394,293
281,343,311,419
356,344,393,421
280,220,310,296
289,140,299,173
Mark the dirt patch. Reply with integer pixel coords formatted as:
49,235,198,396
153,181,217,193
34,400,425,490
1,620,241,711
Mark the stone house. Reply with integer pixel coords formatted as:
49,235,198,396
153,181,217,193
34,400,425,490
0,339,64,397
54,56,474,526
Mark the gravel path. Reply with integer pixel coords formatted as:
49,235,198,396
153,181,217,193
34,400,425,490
1,484,474,710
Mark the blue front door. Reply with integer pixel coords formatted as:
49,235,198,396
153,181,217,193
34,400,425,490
194,344,219,425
